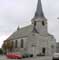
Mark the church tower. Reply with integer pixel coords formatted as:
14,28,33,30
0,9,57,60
32,0,48,35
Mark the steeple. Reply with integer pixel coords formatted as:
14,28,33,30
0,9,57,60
32,0,47,34
35,0,44,18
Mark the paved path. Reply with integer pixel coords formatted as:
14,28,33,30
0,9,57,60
0,55,52,60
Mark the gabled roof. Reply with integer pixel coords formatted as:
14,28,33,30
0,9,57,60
7,24,33,40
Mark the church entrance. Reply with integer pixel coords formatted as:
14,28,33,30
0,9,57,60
42,48,46,56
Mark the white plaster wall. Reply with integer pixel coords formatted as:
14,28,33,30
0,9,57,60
27,33,56,56
32,18,48,35
23,38,28,50
17,39,21,48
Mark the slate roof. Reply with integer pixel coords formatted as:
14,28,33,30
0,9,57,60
7,25,33,40
35,0,44,18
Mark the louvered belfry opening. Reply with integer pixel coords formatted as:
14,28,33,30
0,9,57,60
21,39,24,48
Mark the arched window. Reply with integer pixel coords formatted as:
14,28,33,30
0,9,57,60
21,39,24,48
42,21,45,26
15,40,18,48
42,48,45,55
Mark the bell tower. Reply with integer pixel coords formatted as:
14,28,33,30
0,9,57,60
32,0,48,35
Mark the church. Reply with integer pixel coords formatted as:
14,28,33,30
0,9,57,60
3,0,56,56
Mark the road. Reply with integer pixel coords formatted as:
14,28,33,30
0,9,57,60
0,55,52,60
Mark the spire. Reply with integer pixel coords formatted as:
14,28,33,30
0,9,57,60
35,0,44,18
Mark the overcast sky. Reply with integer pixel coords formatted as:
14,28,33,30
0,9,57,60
0,0,59,48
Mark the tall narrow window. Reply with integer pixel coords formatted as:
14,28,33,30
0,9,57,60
42,21,45,26
21,39,24,48
15,40,17,48
11,41,14,48
42,48,45,54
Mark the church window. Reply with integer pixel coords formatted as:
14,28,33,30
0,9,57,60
15,40,18,48
42,21,45,26
21,39,24,48
42,48,45,55
11,41,14,48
